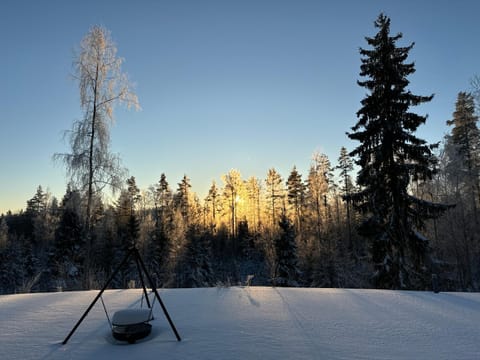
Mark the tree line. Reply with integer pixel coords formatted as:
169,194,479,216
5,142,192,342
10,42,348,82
0,154,357,292
1,15,479,293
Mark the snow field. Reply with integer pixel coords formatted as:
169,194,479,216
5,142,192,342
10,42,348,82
0,287,479,359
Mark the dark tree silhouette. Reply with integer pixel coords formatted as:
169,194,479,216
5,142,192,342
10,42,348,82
273,214,300,287
348,14,451,289
286,166,306,234
337,147,355,254
50,187,84,289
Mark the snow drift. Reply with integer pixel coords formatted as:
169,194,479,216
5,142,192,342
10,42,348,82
1,287,479,359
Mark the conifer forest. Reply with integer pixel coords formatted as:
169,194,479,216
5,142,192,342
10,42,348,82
1,14,479,294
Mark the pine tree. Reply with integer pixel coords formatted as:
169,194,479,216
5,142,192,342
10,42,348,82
306,153,332,243
286,166,306,234
446,92,480,221
245,176,262,233
150,173,172,285
273,214,300,287
204,181,220,232
25,186,47,241
337,147,355,253
444,91,480,289
126,176,141,212
26,186,47,214
112,177,142,287
166,209,188,287
126,177,141,246
51,187,84,289
221,169,244,238
116,177,141,248
156,173,172,217
175,175,192,225
347,13,450,289
265,168,284,230
176,226,214,288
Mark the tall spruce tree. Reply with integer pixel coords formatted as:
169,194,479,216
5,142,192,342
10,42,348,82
446,92,480,221
347,14,450,289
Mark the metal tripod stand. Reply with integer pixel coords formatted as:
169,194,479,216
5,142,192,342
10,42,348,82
62,245,181,344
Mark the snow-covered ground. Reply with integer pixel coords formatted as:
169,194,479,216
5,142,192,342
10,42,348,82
1,287,479,360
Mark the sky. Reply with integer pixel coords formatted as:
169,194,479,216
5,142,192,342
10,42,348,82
1,0,479,214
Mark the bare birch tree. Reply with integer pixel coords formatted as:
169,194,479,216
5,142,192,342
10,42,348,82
55,25,139,232
54,26,139,286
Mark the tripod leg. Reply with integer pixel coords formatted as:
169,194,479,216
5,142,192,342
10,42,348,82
134,254,151,308
62,249,133,345
136,252,182,341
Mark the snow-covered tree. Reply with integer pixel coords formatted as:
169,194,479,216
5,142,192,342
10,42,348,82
166,209,188,287
446,92,480,221
265,168,284,230
54,25,139,237
306,152,332,242
347,14,451,289
53,25,139,288
438,91,480,290
245,176,262,233
221,169,244,238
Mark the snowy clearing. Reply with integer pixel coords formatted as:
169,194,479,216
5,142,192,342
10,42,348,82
1,287,479,360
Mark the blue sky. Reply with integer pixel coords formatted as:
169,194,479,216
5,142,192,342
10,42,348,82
1,0,479,213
